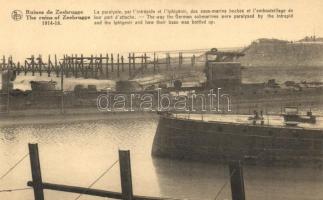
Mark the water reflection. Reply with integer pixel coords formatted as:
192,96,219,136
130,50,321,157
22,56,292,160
152,157,323,200
0,116,323,200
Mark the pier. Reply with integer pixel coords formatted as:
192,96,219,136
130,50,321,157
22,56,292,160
0,52,202,80
0,143,246,200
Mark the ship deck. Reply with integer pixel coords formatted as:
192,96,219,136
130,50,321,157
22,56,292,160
172,113,323,130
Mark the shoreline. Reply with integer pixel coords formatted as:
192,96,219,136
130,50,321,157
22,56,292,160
0,108,158,126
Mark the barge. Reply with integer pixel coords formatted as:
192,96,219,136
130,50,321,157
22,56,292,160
152,111,323,165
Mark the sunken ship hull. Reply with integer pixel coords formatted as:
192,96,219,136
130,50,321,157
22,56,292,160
152,115,323,164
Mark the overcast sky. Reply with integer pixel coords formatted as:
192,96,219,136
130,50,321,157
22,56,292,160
1,0,322,60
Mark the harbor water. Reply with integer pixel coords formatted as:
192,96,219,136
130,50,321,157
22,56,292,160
1,113,323,200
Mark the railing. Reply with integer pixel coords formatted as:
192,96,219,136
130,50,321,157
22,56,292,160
27,143,185,200
0,143,246,200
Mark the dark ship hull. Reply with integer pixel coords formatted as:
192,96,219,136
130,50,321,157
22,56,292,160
152,114,323,165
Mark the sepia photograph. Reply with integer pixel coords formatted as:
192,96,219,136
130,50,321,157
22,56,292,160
0,0,323,199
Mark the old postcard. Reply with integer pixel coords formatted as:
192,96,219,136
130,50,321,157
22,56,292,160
0,0,323,200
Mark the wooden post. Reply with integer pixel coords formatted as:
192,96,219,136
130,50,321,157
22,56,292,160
6,58,10,114
64,55,68,78
119,150,133,200
141,55,144,74
132,53,135,71
47,55,51,77
75,54,79,78
128,53,131,77
117,54,120,78
179,52,182,68
28,143,44,200
229,161,245,200
31,55,35,76
71,54,75,77
84,54,88,79
80,54,84,78
144,53,147,70
61,55,65,114
69,55,72,77
166,53,170,70
55,55,58,77
191,55,195,67
98,54,103,77
94,55,99,78
0,56,3,71
111,54,114,72
106,54,109,79
37,55,42,76
17,61,21,75
153,52,156,74
121,56,124,72
10,56,15,71
24,59,28,75
91,55,94,78
2,56,6,71
71,54,74,77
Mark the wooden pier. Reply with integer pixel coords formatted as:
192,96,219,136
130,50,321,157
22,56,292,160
0,52,199,80
27,143,184,200
27,143,246,200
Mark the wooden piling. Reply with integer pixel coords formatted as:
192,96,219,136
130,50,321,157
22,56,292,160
2,56,5,71
179,52,182,68
191,55,195,67
71,54,75,77
6,58,10,113
28,143,44,200
229,161,245,200
61,55,65,113
17,61,21,75
106,54,109,78
47,55,51,77
84,54,88,78
8,56,12,71
38,55,42,76
111,54,114,72
144,53,147,70
153,53,156,73
94,55,99,78
98,54,103,77
91,55,94,78
128,53,131,77
0,56,3,71
117,54,120,78
31,55,35,76
119,150,133,200
55,55,59,77
121,55,124,72
132,53,135,71
141,55,144,74
26,146,184,200
166,53,170,70
75,54,79,78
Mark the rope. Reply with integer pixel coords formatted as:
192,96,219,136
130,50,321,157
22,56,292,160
0,153,29,181
214,169,236,200
74,159,119,200
0,187,32,193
